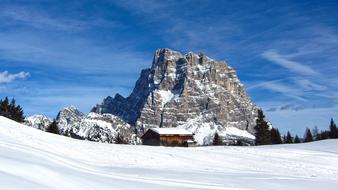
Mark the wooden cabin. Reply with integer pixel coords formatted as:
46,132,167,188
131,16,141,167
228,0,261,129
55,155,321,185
141,128,195,147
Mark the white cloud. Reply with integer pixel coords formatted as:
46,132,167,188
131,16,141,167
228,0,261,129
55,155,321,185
0,71,30,84
262,50,318,76
294,79,327,91
0,5,120,32
262,82,307,101
0,31,149,74
248,79,310,101
263,104,338,135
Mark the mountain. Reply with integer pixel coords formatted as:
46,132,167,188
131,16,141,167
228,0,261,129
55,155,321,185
55,106,138,144
92,48,259,144
25,115,52,131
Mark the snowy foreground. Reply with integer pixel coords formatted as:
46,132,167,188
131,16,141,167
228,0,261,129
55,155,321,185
1,116,338,190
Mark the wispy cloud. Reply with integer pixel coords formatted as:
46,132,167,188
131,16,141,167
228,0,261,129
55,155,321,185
294,79,327,91
262,81,307,101
262,50,318,76
280,104,306,111
0,31,149,74
0,71,30,84
0,5,121,32
266,104,306,112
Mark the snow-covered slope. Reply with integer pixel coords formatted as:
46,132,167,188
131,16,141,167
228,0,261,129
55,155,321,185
1,116,338,190
177,115,255,145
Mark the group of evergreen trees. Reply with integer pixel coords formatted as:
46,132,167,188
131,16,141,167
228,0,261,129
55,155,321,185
254,109,286,145
0,97,25,123
46,120,59,134
254,109,338,145
0,96,59,134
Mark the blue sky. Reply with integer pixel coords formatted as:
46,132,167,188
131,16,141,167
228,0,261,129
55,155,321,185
1,0,337,135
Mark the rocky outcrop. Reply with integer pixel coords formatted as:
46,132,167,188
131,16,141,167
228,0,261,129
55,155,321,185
56,106,138,144
92,48,259,142
25,115,52,131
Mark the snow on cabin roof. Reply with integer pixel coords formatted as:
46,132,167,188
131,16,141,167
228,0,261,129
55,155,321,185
149,128,193,136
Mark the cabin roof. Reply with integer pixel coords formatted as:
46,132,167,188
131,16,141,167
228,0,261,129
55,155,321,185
150,128,193,135
142,128,193,138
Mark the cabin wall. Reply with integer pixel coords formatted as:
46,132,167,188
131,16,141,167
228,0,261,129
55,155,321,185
142,131,160,146
143,137,160,146
141,130,194,147
160,135,193,147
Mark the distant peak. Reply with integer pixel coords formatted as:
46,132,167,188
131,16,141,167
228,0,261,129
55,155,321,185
62,105,79,111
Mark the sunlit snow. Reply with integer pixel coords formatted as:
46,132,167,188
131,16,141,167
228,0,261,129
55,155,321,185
1,116,338,190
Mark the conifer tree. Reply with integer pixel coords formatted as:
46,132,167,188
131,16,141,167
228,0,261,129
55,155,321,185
12,105,25,123
271,128,282,144
213,132,221,145
9,99,16,117
318,130,330,140
312,126,319,141
286,131,293,144
0,97,9,118
304,128,313,143
294,135,301,143
329,118,338,139
3,97,9,114
254,109,271,145
46,120,59,134
115,133,127,144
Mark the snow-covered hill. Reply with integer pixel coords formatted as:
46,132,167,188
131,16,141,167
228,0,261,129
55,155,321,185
1,116,338,190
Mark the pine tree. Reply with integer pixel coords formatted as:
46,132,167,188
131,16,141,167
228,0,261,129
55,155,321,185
312,126,319,141
329,118,338,139
46,120,59,134
213,132,221,145
15,105,25,123
318,130,330,140
115,133,127,144
0,97,10,118
254,109,271,145
0,99,3,115
294,135,301,143
286,131,293,144
271,128,282,144
3,97,9,114
9,98,15,117
304,128,313,143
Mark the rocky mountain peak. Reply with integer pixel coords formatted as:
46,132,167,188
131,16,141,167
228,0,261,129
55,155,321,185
25,115,52,131
92,48,259,144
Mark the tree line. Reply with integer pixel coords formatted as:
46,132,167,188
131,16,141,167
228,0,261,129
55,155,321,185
255,109,338,145
0,97,25,123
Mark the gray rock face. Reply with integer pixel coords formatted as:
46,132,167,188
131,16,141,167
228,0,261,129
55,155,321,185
92,48,259,138
57,106,137,144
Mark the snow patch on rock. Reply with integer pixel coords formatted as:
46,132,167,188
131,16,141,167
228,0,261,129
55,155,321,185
157,90,175,106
